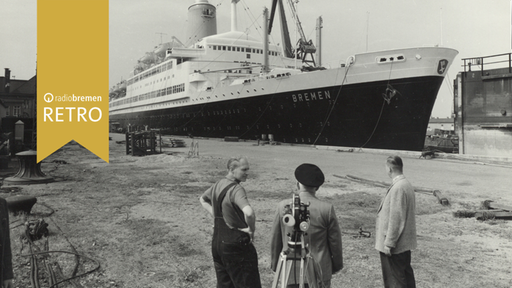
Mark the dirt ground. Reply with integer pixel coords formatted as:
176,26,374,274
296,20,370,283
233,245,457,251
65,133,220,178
1,133,512,288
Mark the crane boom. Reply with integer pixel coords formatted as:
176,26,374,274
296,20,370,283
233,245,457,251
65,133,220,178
268,0,316,66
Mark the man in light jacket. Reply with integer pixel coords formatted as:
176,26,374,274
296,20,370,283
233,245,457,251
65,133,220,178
375,155,417,288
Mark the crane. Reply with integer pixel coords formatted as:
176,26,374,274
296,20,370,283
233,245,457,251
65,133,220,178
268,0,317,67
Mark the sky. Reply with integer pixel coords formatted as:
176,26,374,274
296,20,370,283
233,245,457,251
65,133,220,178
1,0,511,118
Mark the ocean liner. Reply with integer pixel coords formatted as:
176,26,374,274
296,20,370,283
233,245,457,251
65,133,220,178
109,0,458,151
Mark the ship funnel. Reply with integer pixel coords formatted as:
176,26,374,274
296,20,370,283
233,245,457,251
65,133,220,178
185,0,217,47
231,0,240,31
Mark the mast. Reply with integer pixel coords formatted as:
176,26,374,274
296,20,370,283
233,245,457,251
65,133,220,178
263,7,269,73
316,16,322,67
231,0,240,31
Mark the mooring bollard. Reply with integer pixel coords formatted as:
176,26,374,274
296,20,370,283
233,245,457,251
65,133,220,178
3,150,54,185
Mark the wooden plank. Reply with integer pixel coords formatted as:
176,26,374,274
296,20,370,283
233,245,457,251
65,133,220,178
433,190,450,206
487,202,512,212
475,211,512,220
345,174,388,188
341,175,435,194
334,174,449,205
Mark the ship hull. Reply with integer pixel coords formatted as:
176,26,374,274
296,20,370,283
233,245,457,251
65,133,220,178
110,75,443,151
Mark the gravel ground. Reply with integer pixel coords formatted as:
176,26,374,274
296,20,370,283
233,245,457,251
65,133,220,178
0,133,511,287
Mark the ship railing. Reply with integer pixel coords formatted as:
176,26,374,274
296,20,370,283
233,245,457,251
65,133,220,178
462,52,512,75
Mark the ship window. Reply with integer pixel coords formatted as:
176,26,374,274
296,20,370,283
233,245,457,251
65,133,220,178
247,54,251,59
237,47,240,52
228,46,231,51
213,46,217,50
223,46,226,50
241,47,245,52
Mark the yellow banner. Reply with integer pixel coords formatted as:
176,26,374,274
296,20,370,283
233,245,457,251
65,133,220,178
37,0,109,163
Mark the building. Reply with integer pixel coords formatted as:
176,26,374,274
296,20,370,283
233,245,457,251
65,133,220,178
0,68,36,150
454,53,512,157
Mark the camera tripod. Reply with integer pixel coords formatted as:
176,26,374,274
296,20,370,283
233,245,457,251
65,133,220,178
271,231,319,288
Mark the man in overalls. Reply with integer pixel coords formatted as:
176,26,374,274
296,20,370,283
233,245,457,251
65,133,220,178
200,157,262,288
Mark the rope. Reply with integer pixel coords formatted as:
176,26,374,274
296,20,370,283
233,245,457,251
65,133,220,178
12,202,101,288
358,99,386,150
20,250,101,288
312,57,353,145
357,60,397,150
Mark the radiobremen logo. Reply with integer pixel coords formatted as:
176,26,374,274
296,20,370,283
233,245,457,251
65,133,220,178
37,91,109,164
43,93,103,123
37,0,108,164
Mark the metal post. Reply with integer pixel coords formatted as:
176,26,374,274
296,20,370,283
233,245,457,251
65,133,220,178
509,53,511,73
480,57,484,76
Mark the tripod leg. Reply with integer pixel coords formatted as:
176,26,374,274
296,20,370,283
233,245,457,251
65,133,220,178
299,256,305,288
271,256,283,288
272,252,294,288
282,257,294,288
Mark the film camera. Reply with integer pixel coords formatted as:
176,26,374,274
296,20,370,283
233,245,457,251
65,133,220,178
282,194,310,247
